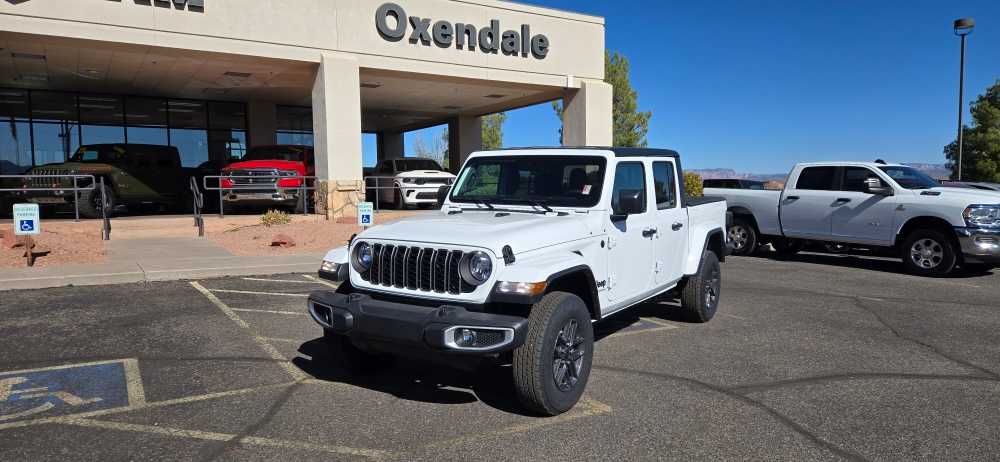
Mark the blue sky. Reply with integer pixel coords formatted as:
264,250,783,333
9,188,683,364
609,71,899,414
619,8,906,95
369,0,1000,174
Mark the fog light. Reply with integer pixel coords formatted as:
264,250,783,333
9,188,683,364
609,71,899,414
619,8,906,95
456,328,476,347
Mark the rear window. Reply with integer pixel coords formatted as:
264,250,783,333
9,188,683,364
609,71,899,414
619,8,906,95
795,167,837,191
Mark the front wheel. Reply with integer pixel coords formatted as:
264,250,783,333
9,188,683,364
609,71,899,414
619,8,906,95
393,188,408,210
727,218,758,256
78,181,116,219
901,229,957,277
680,250,721,323
513,291,594,416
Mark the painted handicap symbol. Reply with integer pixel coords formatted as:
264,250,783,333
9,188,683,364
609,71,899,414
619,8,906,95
0,359,144,423
19,220,34,232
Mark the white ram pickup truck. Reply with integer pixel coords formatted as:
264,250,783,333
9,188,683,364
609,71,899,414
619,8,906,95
309,147,729,415
707,161,1000,276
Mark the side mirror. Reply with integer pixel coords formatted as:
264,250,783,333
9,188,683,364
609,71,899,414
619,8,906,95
436,185,451,205
864,177,893,196
612,189,644,219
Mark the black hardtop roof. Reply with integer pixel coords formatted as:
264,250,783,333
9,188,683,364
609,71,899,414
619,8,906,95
80,143,178,151
496,146,680,158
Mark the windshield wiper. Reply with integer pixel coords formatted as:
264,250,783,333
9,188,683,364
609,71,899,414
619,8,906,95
507,199,553,212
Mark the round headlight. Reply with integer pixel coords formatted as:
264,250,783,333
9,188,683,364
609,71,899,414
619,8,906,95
460,251,493,285
351,242,373,272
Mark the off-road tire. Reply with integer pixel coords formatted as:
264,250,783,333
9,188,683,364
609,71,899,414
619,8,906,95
680,250,721,323
78,181,115,219
728,217,758,256
901,229,957,277
512,291,594,416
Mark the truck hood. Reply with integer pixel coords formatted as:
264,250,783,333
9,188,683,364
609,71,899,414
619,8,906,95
925,187,1000,203
396,170,455,179
223,160,304,172
357,210,593,255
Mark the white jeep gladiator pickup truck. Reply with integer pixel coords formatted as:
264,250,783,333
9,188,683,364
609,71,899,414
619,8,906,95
706,161,1000,276
309,147,729,415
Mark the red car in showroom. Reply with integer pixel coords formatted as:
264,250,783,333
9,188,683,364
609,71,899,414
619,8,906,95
221,145,314,212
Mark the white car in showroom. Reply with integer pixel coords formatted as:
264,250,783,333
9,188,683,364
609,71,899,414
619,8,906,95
366,158,455,209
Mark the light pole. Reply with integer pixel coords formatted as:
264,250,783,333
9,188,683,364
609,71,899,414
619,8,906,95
954,17,975,181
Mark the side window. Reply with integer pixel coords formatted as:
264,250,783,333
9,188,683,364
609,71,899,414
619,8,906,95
378,161,392,174
652,161,677,209
842,167,886,192
795,167,837,191
610,162,646,214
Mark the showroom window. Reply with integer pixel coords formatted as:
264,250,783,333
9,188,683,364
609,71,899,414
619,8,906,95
0,89,31,174
276,105,313,146
0,88,249,171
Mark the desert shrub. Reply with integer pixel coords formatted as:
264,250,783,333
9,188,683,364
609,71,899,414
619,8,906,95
684,171,704,197
260,209,292,227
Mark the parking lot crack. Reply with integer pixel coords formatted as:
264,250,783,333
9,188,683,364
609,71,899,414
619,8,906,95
594,365,869,462
196,381,303,462
848,297,999,379
731,372,999,394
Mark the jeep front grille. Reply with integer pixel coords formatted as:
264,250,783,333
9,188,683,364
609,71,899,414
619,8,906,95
361,244,475,294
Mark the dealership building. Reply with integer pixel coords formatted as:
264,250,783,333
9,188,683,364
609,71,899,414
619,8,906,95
0,0,609,217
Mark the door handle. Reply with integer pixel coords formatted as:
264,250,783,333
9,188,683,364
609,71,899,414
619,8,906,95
672,222,684,231
642,228,658,238
786,195,800,201
834,198,852,204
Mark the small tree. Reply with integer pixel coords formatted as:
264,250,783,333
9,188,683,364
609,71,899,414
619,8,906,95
944,79,1000,181
482,112,507,150
684,172,703,197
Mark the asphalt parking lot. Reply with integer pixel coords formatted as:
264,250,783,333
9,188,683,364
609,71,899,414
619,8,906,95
0,253,998,461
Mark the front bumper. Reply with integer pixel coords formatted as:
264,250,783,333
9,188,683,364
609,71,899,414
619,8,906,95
955,227,1000,263
399,186,445,204
223,190,300,205
307,291,528,355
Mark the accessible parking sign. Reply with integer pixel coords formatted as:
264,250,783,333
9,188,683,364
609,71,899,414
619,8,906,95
13,203,40,236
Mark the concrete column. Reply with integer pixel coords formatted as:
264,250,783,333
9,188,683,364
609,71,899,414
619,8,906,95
447,116,482,174
247,101,277,147
376,131,405,162
312,53,362,219
562,79,613,146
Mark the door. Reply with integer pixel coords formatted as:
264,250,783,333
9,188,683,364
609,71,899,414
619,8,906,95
651,161,688,285
779,166,839,239
606,161,656,303
831,167,897,244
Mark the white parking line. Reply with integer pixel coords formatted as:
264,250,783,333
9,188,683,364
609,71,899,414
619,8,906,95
242,277,318,284
190,282,307,381
231,308,306,316
209,289,309,298
302,274,338,288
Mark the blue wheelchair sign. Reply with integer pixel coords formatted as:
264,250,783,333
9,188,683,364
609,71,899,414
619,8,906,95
357,202,374,227
0,359,144,423
19,220,34,232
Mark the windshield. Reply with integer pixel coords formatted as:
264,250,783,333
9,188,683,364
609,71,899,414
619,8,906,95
69,145,126,163
878,166,939,190
450,155,607,208
394,158,442,171
243,146,308,162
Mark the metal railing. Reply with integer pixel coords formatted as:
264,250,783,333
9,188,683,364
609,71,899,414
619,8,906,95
190,177,205,237
202,175,318,218
0,174,97,222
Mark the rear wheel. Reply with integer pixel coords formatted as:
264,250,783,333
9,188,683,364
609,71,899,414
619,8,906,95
901,229,957,277
680,250,721,323
513,291,593,416
727,218,758,256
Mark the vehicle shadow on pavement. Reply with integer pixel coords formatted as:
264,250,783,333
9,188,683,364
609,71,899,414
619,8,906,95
289,305,685,416
759,251,992,279
293,338,537,415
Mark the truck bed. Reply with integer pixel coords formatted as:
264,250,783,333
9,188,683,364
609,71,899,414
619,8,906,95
703,188,782,236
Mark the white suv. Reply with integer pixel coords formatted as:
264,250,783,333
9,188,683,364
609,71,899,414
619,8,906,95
366,158,455,209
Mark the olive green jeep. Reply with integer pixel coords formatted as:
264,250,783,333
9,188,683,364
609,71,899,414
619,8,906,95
9,144,192,218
